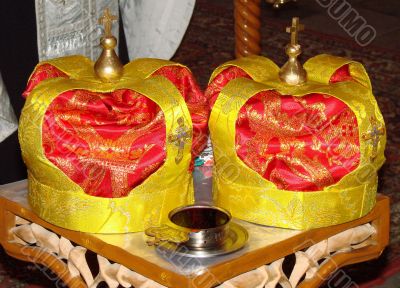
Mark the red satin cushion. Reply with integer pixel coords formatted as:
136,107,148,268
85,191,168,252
24,64,208,197
206,66,360,191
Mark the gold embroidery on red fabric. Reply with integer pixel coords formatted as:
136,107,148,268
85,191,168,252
72,121,163,197
320,109,359,167
237,91,360,191
29,65,67,84
142,160,162,179
44,90,166,197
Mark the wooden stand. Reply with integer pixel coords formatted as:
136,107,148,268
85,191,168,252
0,181,390,287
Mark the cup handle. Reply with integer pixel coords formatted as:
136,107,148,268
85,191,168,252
145,224,190,246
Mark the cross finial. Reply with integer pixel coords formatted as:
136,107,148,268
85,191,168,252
286,17,304,46
362,116,385,161
279,17,307,85
168,117,192,164
95,8,123,82
98,8,117,37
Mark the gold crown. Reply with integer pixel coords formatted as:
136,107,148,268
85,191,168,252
207,18,386,229
18,9,207,233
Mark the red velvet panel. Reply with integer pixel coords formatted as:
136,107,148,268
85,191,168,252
23,63,208,197
207,65,360,191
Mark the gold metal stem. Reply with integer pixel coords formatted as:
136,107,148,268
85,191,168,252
279,17,307,86
94,8,123,83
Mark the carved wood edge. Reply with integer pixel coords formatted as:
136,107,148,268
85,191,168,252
4,245,86,288
0,195,390,288
0,205,86,288
193,195,390,287
0,196,180,286
298,195,390,287
0,207,166,288
297,246,383,288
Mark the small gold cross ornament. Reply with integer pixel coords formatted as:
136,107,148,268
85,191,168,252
286,17,305,46
98,8,118,37
279,17,307,86
168,117,192,164
94,8,123,83
362,116,385,161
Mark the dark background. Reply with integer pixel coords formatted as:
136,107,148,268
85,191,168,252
0,1,36,183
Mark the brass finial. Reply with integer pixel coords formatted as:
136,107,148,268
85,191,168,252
279,17,307,86
94,8,123,83
99,8,117,37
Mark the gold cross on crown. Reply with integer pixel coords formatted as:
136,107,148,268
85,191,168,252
286,17,304,46
279,17,307,85
98,8,118,37
168,117,192,164
362,116,385,161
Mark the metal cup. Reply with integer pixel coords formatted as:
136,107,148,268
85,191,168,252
168,205,231,250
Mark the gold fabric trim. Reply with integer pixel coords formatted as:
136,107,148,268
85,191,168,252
210,55,385,229
19,57,194,233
